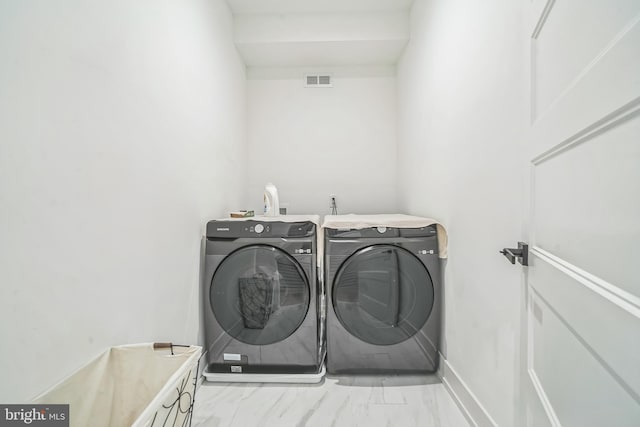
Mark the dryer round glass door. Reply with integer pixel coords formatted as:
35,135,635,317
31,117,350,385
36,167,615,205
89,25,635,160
210,245,310,346
332,245,434,346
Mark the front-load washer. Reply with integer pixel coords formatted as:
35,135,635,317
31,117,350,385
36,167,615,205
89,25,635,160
203,217,322,378
324,222,441,374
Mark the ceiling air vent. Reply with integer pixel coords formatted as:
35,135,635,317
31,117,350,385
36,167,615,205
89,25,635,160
304,73,332,88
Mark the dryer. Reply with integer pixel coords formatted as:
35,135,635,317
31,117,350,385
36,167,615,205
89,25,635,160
203,218,322,378
324,224,441,374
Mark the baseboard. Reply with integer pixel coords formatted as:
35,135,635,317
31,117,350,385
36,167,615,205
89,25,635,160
439,354,499,427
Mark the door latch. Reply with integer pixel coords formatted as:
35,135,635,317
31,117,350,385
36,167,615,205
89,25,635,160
500,242,528,266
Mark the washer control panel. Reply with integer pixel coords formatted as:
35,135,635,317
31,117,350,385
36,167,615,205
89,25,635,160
246,223,271,234
206,220,314,238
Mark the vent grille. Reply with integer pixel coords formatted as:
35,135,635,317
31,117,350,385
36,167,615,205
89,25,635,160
304,74,332,88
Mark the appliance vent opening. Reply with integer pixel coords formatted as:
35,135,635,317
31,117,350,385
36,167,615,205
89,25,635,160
304,74,333,88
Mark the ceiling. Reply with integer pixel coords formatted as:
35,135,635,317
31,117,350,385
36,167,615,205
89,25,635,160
225,0,415,14
226,0,415,68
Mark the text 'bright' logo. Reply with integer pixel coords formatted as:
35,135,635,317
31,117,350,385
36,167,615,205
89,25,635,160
4,408,48,424
1,404,68,426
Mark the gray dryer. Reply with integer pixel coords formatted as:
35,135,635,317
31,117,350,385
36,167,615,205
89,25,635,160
324,225,441,374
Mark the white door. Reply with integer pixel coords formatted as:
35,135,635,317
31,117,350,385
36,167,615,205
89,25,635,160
521,0,640,426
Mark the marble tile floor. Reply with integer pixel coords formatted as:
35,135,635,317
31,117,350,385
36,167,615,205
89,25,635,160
191,375,470,427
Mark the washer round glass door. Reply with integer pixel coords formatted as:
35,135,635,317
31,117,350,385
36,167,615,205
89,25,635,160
210,245,310,345
332,245,434,345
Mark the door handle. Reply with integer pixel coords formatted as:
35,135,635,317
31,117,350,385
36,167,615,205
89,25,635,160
500,242,529,266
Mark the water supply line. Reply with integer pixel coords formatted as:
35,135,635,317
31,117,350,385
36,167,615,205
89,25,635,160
330,195,338,215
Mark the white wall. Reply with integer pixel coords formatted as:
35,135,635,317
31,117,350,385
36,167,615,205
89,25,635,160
397,0,525,425
0,0,246,401
246,66,398,215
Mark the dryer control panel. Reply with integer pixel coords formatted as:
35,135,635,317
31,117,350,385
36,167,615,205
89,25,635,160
326,225,437,239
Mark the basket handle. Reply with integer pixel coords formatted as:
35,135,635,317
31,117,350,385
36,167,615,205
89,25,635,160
153,342,192,355
153,342,173,350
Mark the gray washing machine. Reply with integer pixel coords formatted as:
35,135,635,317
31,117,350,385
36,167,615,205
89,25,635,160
324,225,441,374
203,219,321,375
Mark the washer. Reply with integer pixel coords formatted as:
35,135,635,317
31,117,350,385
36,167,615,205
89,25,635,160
324,224,441,374
203,218,322,378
